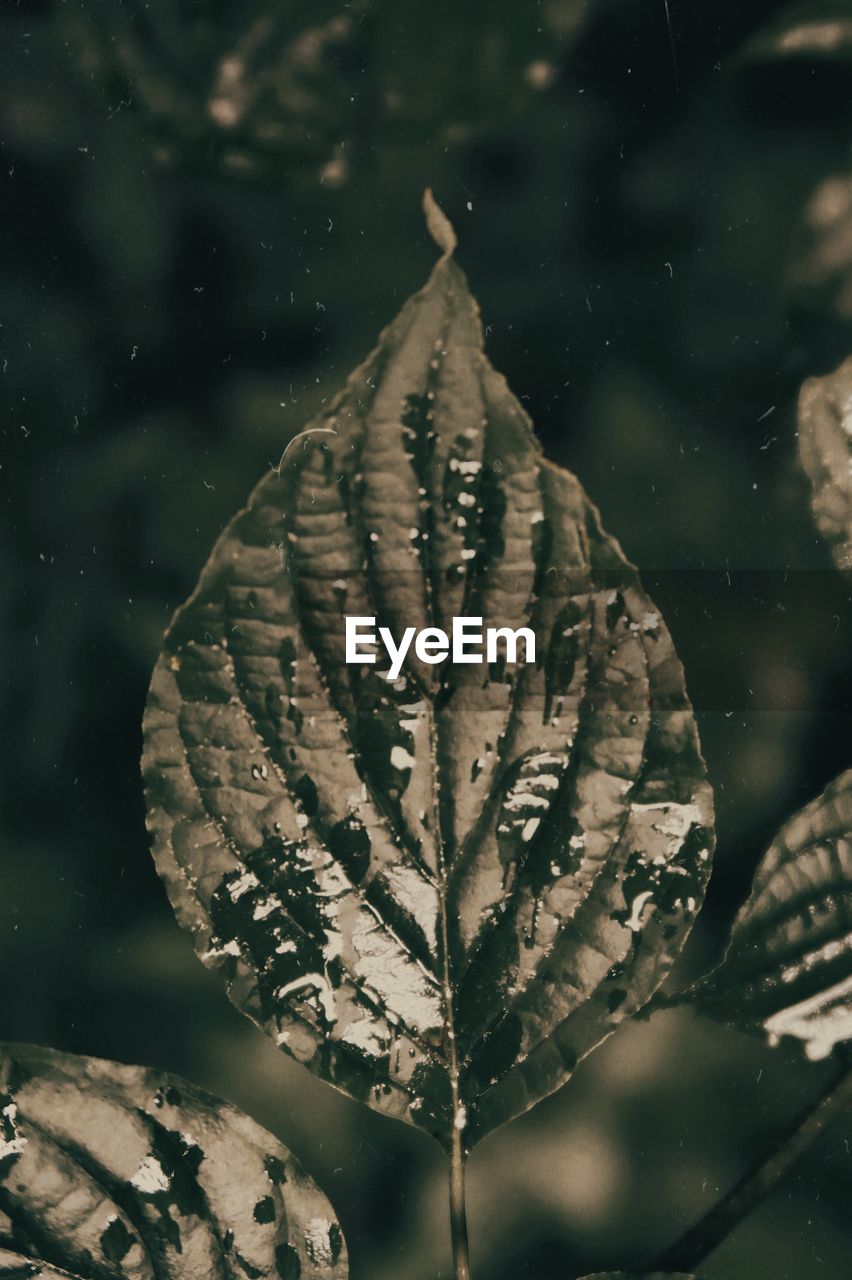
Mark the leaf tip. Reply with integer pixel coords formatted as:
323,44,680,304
423,188,457,259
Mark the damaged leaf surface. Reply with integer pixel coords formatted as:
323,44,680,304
799,356,852,574
0,1043,346,1280
695,771,852,1062
142,194,714,1150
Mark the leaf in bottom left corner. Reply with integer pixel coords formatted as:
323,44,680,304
0,1043,347,1279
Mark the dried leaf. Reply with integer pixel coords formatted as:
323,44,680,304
799,357,852,574
695,771,852,1061
142,194,714,1150
0,1043,347,1280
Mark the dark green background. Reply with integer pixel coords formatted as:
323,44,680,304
2,2,852,1275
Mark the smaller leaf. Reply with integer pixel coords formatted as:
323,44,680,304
799,356,852,574
0,1043,347,1280
578,1273,693,1279
695,771,852,1061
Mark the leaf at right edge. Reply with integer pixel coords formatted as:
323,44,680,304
693,770,852,1061
0,1042,347,1280
143,195,714,1152
799,355,852,574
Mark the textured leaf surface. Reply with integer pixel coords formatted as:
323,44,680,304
696,771,852,1061
0,1044,346,1280
142,194,714,1150
799,357,852,574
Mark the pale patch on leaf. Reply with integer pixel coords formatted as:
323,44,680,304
142,194,713,1150
0,1044,347,1280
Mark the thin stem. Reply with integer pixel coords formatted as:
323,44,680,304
660,1062,852,1273
425,583,471,1280
438,907,470,1280
449,1120,471,1280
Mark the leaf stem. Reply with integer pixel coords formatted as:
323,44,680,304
449,1119,471,1280
659,1061,852,1273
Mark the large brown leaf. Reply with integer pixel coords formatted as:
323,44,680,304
142,193,714,1150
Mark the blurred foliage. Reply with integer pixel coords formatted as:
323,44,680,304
2,0,852,1277
742,0,852,64
57,0,588,182
798,357,852,574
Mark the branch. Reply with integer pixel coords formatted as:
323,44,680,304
659,1061,852,1273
